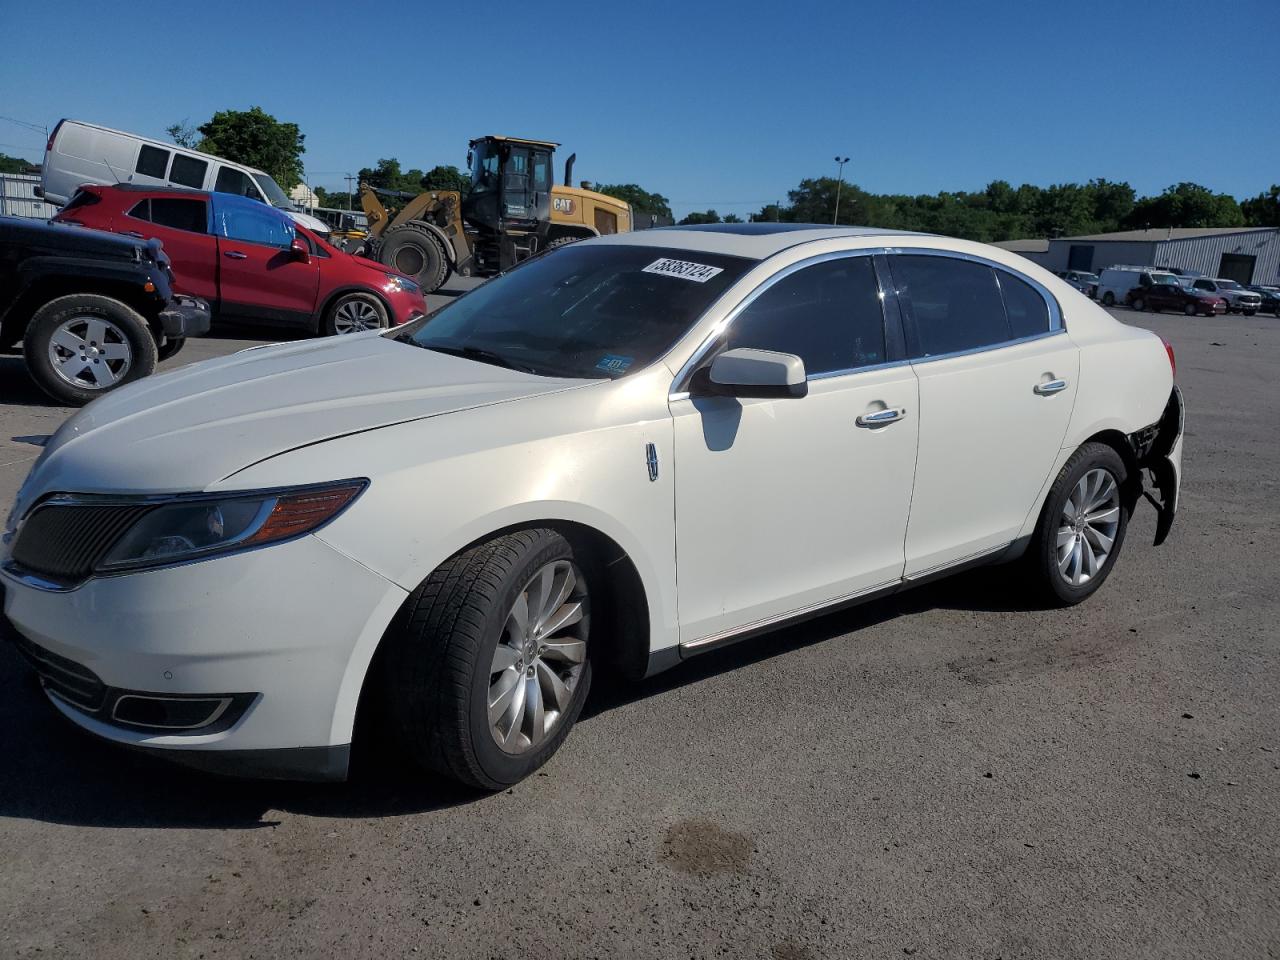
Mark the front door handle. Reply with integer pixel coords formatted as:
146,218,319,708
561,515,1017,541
1034,378,1069,395
224,251,248,260
856,407,907,427
124,231,145,239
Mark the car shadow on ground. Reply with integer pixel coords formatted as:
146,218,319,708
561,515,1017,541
0,566,1039,830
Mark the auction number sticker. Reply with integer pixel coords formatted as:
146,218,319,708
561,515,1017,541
642,258,724,283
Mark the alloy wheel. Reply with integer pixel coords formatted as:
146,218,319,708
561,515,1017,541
332,298,382,334
1057,468,1121,586
47,315,132,390
487,560,588,755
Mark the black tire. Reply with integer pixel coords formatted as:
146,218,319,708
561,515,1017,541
1025,442,1130,606
379,223,450,293
24,294,157,406
1184,303,1197,316
382,528,593,790
1131,297,1145,312
1243,309,1256,317
1102,291,1116,306
157,337,186,362
322,291,389,336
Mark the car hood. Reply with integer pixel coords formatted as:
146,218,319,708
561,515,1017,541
23,333,588,499
8,217,147,263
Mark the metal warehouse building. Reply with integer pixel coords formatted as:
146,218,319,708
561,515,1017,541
997,227,1280,285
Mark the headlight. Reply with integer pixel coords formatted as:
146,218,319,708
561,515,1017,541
96,480,366,572
385,273,421,294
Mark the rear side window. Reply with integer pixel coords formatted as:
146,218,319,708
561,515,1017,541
893,255,1009,357
214,166,258,199
997,270,1050,338
62,189,102,212
136,145,170,179
725,256,886,376
216,201,293,247
150,197,208,234
169,154,208,189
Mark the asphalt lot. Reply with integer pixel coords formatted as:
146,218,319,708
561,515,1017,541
0,299,1277,959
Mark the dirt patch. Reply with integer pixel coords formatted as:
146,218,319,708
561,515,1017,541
661,818,753,876
771,942,817,960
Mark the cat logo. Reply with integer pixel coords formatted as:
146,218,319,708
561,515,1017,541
552,196,576,215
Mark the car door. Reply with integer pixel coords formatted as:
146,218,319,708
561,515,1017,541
888,252,1078,577
211,195,319,325
120,195,218,301
669,253,920,646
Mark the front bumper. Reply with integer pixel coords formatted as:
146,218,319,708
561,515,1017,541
157,296,211,339
1,532,407,780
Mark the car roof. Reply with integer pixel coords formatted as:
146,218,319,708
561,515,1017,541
591,223,931,260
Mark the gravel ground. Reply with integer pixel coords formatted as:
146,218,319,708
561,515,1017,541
0,303,1276,960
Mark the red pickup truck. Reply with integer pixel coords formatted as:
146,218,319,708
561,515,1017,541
55,185,426,335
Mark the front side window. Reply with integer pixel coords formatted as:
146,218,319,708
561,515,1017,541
169,154,208,189
149,197,208,234
135,145,170,179
723,256,886,376
892,255,1010,357
215,200,294,247
214,166,259,200
128,198,151,221
399,244,751,379
252,173,296,211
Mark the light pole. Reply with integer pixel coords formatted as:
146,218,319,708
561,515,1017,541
833,156,850,225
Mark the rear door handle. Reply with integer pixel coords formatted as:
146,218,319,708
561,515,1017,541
856,407,907,427
224,251,248,260
1034,379,1069,395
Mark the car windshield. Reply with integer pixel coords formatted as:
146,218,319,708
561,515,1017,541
252,173,297,211
1079,273,1098,282
1215,279,1241,290
395,244,753,379
1153,273,1178,285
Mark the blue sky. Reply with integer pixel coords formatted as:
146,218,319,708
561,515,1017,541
2,0,1277,219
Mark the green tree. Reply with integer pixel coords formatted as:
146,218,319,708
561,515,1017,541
722,213,744,223
313,186,354,210
1241,185,1280,227
679,209,721,225
165,119,199,148
0,151,36,174
358,158,431,195
420,165,470,194
1123,182,1244,229
592,183,672,219
196,106,306,190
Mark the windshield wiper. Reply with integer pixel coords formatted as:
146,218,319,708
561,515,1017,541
414,341,535,374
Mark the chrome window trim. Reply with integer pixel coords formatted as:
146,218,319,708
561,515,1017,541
668,247,892,399
905,328,1068,366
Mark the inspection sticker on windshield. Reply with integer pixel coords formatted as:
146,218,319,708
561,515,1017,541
596,354,634,374
642,257,724,283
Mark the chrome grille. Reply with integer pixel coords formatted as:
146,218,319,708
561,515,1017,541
10,502,153,581
10,631,107,712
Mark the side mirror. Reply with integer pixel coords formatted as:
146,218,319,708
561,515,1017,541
695,348,808,399
289,237,310,263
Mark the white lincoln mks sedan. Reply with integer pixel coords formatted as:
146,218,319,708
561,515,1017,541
2,224,1183,788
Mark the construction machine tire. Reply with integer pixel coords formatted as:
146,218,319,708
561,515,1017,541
380,223,451,294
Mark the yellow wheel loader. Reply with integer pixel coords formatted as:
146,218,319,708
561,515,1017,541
359,135,633,293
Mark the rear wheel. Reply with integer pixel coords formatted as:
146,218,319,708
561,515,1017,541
1025,442,1130,606
382,529,593,789
1102,291,1116,306
1131,296,1145,312
322,292,388,336
157,337,186,362
379,223,450,293
24,294,157,405
1184,303,1197,316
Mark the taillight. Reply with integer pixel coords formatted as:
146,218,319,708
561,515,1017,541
1161,336,1176,378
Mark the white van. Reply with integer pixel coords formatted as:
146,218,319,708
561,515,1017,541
1095,265,1180,307
40,119,329,236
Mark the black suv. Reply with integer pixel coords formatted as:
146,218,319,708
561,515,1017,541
0,216,209,404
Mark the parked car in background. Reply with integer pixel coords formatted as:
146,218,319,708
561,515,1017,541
40,119,332,238
1127,280,1225,316
0,215,208,404
1187,277,1262,315
1096,265,1180,307
54,186,426,335
1243,283,1280,315
1057,270,1099,298
1,225,1183,788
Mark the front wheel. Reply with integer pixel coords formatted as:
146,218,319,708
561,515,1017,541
1102,291,1116,306
1025,442,1130,606
1185,303,1197,316
322,292,389,336
382,529,593,789
1243,309,1256,317
24,294,158,405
